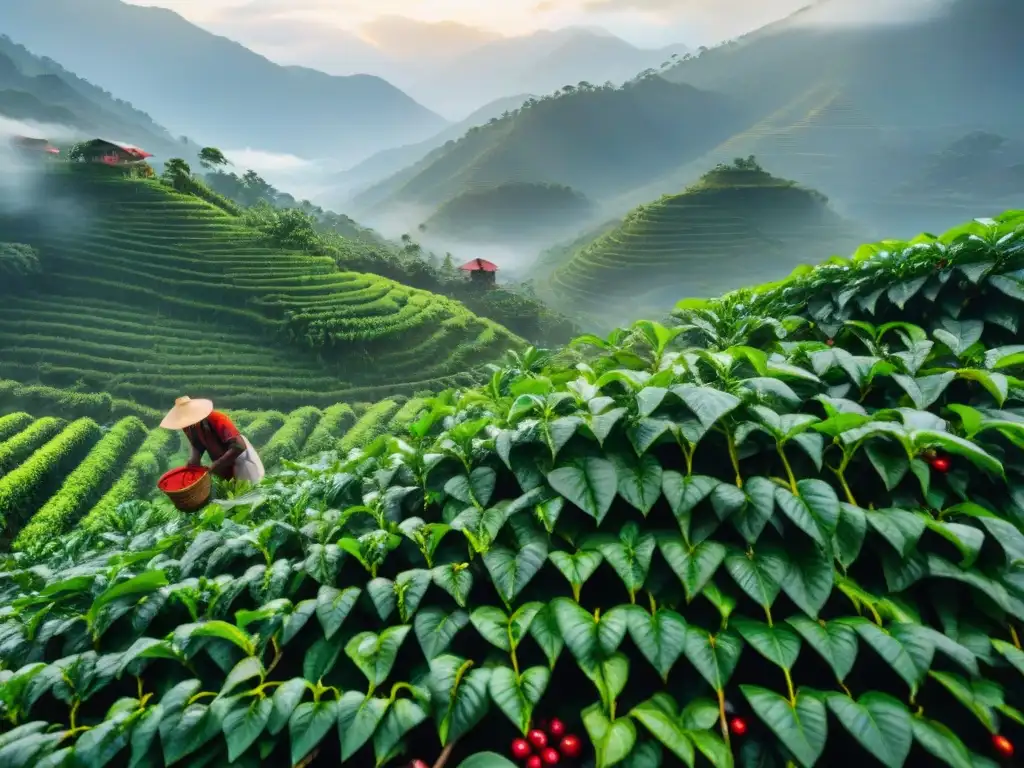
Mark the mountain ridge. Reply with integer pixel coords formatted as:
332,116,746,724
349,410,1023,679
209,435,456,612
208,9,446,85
0,0,448,164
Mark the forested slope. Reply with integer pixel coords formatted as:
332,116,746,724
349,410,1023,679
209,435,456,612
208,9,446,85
0,166,520,410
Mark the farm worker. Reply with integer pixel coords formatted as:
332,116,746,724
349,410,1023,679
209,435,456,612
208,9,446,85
159,396,265,483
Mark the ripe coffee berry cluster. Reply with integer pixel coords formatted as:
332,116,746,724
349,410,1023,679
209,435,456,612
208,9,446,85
510,718,582,766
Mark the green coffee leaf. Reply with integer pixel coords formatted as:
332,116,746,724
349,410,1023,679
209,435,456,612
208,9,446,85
658,535,726,602
548,457,618,524
552,597,629,671
780,546,834,618
826,692,912,768
431,563,473,608
729,477,775,545
529,602,564,669
289,699,339,766
269,679,308,737
344,626,411,689
489,665,550,734
786,616,858,681
733,618,801,671
911,716,973,768
625,607,687,681
160,702,225,765
304,635,344,682
684,628,742,692
583,702,638,768
337,691,389,761
483,542,547,608
594,522,656,601
315,586,360,640
850,620,931,695
741,686,827,768
373,697,427,766
613,452,663,515
414,607,469,661
775,480,840,546
429,655,492,745
834,503,867,568
549,549,603,601
629,694,696,766
724,547,787,607
220,697,272,762
367,578,397,622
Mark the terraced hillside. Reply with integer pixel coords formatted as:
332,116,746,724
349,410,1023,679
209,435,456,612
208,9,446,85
0,388,435,548
0,166,519,410
545,163,863,325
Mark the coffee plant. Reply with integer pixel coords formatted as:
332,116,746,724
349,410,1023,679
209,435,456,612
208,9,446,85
0,211,1023,767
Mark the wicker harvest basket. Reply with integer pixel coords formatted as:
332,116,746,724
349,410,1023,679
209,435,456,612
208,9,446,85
157,466,212,512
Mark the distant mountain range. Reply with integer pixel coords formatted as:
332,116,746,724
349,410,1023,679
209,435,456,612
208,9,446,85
0,0,448,165
402,29,689,118
348,76,743,219
194,11,690,120
330,94,536,200
0,34,185,155
343,0,1022,241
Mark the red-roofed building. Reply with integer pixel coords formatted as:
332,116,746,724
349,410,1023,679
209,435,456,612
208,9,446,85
74,138,153,165
459,258,499,287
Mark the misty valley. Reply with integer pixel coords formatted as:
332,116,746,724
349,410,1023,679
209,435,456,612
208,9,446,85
0,1,1022,767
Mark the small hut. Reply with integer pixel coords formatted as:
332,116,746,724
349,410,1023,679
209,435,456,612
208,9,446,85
74,138,153,165
459,258,498,287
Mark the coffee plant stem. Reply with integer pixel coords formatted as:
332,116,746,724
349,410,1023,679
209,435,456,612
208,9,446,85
186,691,217,706
296,747,321,768
776,443,798,493
432,740,457,768
716,689,731,749
266,636,283,675
1011,624,1022,650
69,699,80,731
724,429,743,486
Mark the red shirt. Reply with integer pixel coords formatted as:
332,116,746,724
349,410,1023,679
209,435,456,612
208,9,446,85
184,411,242,479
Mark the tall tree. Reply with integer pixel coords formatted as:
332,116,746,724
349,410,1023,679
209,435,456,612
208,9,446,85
161,158,193,192
198,147,229,171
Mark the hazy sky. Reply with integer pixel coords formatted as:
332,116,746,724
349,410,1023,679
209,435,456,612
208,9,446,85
124,0,815,48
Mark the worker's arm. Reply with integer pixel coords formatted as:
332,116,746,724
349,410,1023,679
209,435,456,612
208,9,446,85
187,444,203,467
209,437,245,476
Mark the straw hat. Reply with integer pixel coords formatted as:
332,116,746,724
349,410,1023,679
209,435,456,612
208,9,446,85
160,396,214,429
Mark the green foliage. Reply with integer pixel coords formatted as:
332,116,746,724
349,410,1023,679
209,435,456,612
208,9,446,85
0,169,519,411
79,426,181,532
0,212,1023,767
260,406,321,469
0,418,100,538
303,403,357,456
0,243,41,288
545,161,861,328
0,416,65,474
13,417,147,550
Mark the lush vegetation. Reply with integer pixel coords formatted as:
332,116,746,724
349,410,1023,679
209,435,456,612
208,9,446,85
203,164,579,347
542,160,862,328
350,74,742,215
0,211,1021,768
0,165,517,411
0,243,41,294
421,182,594,242
0,393,440,546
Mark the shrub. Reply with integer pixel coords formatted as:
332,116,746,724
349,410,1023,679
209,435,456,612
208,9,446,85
0,212,1022,767
304,403,357,456
14,417,147,550
79,427,181,532
337,398,400,454
0,418,100,535
0,412,33,442
259,406,321,469
0,416,64,473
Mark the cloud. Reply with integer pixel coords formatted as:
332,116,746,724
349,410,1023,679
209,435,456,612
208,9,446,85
359,16,501,58
221,147,314,172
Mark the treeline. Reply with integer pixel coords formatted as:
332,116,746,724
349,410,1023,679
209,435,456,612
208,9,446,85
166,151,581,346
